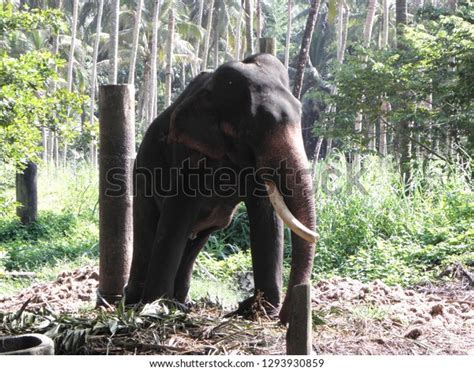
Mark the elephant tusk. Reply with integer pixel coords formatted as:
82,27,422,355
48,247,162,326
265,181,319,244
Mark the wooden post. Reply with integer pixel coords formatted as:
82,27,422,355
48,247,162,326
286,283,312,355
16,162,38,225
97,84,135,306
259,37,276,55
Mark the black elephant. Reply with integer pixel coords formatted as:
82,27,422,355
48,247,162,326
124,53,318,323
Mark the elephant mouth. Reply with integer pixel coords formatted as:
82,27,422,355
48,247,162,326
265,181,319,244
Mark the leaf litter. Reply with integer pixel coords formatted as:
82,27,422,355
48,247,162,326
0,264,473,355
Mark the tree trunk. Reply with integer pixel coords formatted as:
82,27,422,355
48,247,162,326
368,120,376,152
340,3,349,63
396,0,407,26
128,0,143,85
54,134,59,168
379,101,390,156
16,162,38,225
382,0,389,48
138,53,151,125
109,0,120,84
66,0,78,92
396,0,411,189
149,0,161,121
235,5,243,60
214,25,219,69
353,113,362,172
164,7,175,107
244,0,254,56
181,63,186,91
379,0,390,156
90,0,104,129
256,0,262,39
202,0,215,70
42,128,48,164
259,37,276,55
336,0,344,63
292,0,321,99
284,0,292,68
194,0,204,73
363,0,378,48
51,0,62,93
63,142,68,167
364,0,378,153
48,131,54,166
326,138,333,155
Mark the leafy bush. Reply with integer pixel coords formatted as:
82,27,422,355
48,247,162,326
0,165,99,272
312,154,473,285
1,157,472,294
0,212,98,271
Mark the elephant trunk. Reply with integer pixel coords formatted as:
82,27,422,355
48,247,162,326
258,126,317,324
265,181,318,244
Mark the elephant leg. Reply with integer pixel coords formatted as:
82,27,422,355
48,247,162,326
174,228,216,302
142,196,201,303
124,191,159,305
244,192,284,311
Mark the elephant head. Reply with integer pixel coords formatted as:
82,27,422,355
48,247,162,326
168,53,317,323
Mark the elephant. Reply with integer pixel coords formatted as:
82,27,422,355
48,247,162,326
124,53,318,323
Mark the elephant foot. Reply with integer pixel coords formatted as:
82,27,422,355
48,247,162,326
226,292,280,321
278,297,290,325
123,282,144,305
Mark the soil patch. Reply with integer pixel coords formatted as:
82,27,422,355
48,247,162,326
1,266,473,354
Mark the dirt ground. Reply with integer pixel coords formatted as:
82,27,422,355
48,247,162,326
0,265,473,355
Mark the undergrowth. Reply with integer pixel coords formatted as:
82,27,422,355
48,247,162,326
0,155,472,299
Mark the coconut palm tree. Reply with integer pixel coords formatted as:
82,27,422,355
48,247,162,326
149,0,162,122
396,0,412,188
193,0,205,73
128,0,144,85
67,0,79,92
244,0,254,56
109,0,120,84
363,0,378,152
363,0,378,47
292,0,322,99
232,2,244,60
379,0,390,156
202,0,215,70
256,0,262,39
89,0,104,167
284,0,293,68
165,6,175,107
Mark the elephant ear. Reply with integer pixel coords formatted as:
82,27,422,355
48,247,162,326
168,88,226,160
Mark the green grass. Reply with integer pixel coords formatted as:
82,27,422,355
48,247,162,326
312,154,474,285
0,156,472,300
0,163,99,294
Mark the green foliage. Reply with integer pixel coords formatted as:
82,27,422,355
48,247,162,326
0,3,65,35
0,165,99,273
197,155,472,288
318,12,474,157
0,157,472,299
0,4,85,169
205,204,250,258
312,154,473,285
0,212,98,271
